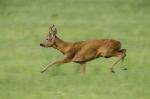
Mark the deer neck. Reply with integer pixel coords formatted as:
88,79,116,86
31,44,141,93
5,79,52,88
52,36,70,54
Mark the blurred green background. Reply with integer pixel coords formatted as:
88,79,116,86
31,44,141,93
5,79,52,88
0,0,150,99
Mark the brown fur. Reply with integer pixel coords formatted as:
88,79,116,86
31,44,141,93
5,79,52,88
40,25,126,74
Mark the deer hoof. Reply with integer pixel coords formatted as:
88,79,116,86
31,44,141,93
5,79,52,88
111,70,115,73
110,69,115,73
122,68,128,70
41,70,45,73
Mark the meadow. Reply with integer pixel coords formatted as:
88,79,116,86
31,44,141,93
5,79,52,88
0,0,150,99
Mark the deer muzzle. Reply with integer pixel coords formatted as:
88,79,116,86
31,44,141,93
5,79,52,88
40,43,45,47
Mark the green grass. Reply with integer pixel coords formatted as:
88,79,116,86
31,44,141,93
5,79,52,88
0,0,150,99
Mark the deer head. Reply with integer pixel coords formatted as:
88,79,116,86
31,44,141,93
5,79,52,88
40,24,57,47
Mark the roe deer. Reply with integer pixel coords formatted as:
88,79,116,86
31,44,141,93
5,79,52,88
40,24,126,74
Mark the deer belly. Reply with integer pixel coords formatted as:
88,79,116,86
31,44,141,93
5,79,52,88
72,49,98,63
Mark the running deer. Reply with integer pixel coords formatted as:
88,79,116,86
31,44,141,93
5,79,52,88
40,24,126,74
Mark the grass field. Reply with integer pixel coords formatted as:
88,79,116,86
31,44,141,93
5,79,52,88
0,0,150,99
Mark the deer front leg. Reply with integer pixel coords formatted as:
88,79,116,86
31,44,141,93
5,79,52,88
79,63,86,75
41,59,69,73
41,53,73,73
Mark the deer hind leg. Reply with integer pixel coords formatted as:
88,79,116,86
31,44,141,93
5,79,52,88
120,49,127,70
120,49,126,62
109,50,126,73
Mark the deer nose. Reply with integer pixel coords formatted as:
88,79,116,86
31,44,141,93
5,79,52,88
40,43,44,47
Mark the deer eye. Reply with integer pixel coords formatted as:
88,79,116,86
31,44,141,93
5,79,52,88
46,39,48,40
